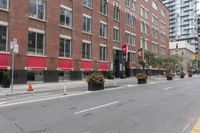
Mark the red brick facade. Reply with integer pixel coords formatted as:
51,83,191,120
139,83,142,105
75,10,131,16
0,0,169,83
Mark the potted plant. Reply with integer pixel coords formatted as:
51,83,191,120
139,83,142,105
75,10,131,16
165,73,174,80
106,71,115,79
179,72,185,79
188,71,193,77
120,71,126,79
136,73,148,84
86,72,105,91
1,72,10,88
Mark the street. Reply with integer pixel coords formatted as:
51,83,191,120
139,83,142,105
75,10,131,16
0,76,200,133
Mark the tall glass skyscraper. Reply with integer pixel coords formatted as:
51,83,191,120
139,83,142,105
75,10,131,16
162,0,198,46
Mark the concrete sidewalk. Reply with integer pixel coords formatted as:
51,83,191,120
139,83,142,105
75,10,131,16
0,76,166,97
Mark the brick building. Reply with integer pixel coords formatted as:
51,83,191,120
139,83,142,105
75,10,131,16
0,0,169,83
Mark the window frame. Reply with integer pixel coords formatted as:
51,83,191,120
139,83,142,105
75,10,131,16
82,41,92,59
0,0,9,11
0,24,8,52
59,37,72,58
60,5,72,28
29,0,46,20
99,44,107,61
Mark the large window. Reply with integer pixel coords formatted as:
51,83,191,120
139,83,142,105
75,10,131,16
0,25,7,52
130,53,135,63
82,42,91,59
83,0,92,8
100,45,106,61
83,15,91,33
59,38,71,58
113,28,119,41
100,22,107,38
100,0,107,15
113,6,120,21
125,32,136,46
28,31,45,55
60,7,72,28
29,0,45,20
0,0,8,10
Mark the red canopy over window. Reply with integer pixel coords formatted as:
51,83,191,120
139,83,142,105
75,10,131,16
27,56,46,70
58,59,73,71
0,53,9,70
81,60,92,71
99,62,108,71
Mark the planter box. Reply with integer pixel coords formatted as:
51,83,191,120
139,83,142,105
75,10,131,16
188,75,192,77
1,79,10,88
166,77,173,80
180,75,184,79
88,82,104,91
138,79,147,84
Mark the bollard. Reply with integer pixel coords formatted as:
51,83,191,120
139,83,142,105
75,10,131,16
114,76,116,87
64,80,67,95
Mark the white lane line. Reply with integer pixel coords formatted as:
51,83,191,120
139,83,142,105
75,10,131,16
75,101,119,115
0,101,7,105
163,87,173,91
182,123,190,132
0,92,89,108
127,85,133,87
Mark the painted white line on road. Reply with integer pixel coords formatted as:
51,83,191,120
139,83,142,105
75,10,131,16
75,101,119,115
127,85,133,87
182,123,190,132
163,87,173,91
0,91,89,108
0,101,7,105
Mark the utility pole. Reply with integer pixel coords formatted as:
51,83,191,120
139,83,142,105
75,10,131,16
10,38,18,92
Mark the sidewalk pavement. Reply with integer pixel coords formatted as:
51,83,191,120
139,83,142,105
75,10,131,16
0,76,166,97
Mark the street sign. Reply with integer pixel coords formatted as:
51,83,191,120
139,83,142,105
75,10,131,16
10,41,14,49
13,44,19,53
138,48,143,61
122,44,127,55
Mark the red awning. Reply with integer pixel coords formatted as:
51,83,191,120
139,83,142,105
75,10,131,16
99,62,108,71
81,60,92,71
27,56,46,70
0,53,9,70
58,59,73,71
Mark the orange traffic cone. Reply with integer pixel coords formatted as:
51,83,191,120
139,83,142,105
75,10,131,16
27,81,33,91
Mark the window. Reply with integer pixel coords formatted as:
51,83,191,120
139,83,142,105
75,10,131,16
161,33,166,43
125,32,136,46
28,31,44,55
100,22,107,38
152,1,157,11
140,38,148,49
83,0,92,8
0,25,7,52
151,27,158,39
113,6,120,21
100,0,107,15
113,28,119,41
82,42,91,59
100,46,106,61
125,13,136,28
130,53,135,63
29,0,45,20
60,7,72,28
152,15,158,27
0,0,8,10
59,38,71,58
151,43,158,53
83,15,91,33
140,6,148,19
126,0,136,11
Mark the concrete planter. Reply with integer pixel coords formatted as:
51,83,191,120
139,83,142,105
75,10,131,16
137,79,147,84
88,82,104,91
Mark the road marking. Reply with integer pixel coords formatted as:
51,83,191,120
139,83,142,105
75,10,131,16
0,92,89,108
75,101,119,115
183,123,191,132
163,87,173,91
127,85,133,87
190,119,200,133
0,101,7,105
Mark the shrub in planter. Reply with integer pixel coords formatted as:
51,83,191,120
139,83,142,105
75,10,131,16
165,73,174,80
106,71,115,79
188,71,193,77
179,72,185,79
136,73,148,84
86,73,105,91
1,72,10,88
120,72,126,79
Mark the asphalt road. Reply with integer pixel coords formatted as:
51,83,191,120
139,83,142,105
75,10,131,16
0,76,200,133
